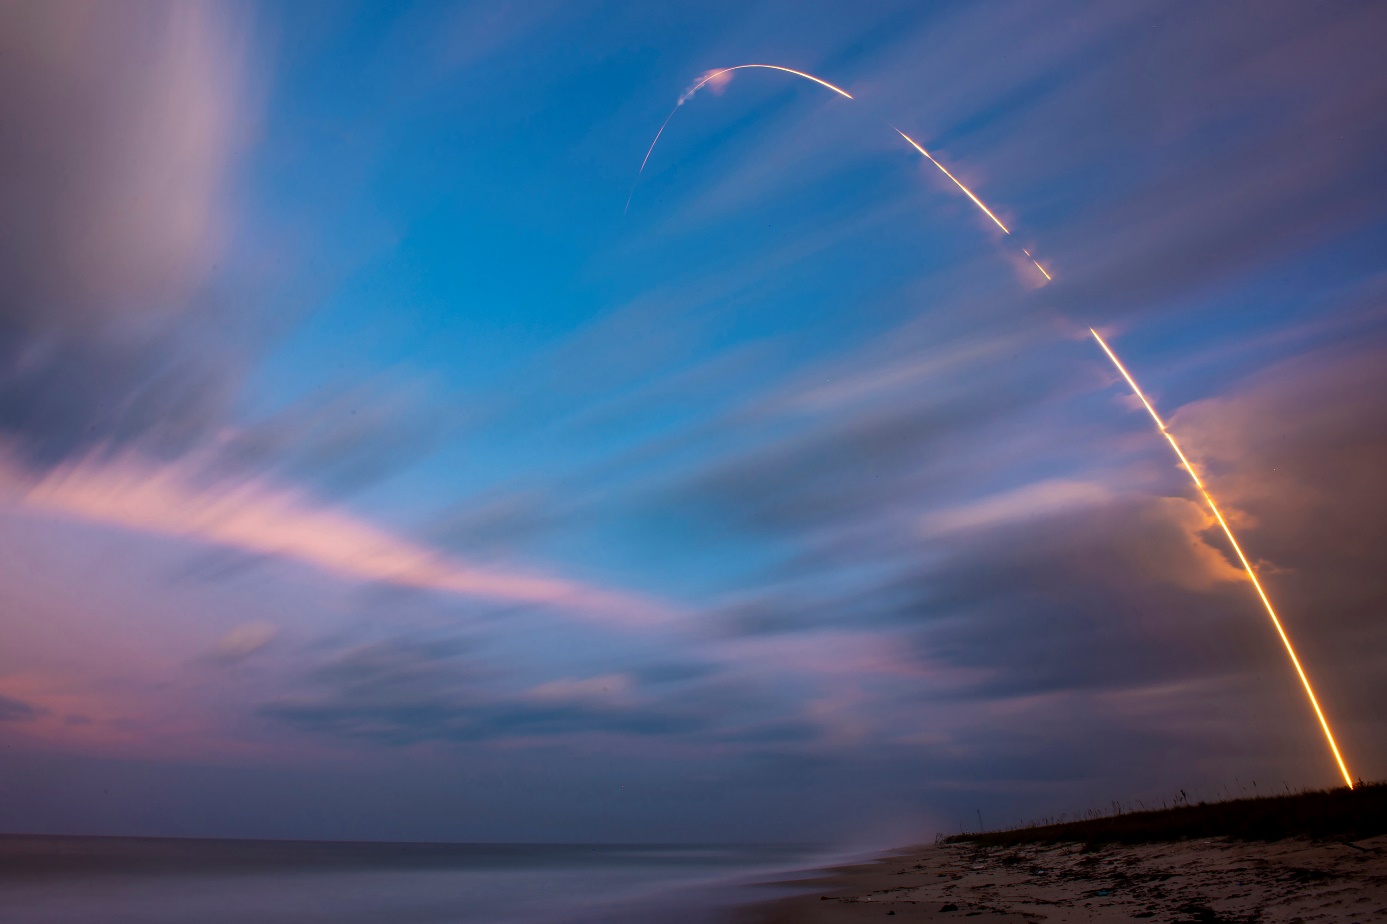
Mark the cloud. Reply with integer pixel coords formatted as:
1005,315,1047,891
6,448,668,626
1169,338,1387,731
0,4,465,500
910,494,1251,699
0,324,247,469
0,0,244,329
0,0,251,465
677,321,1387,778
674,371,1043,540
994,2,1387,324
921,478,1111,537
261,638,713,746
526,673,633,705
217,378,462,500
678,67,735,106
428,489,561,559
0,693,46,723
1,0,1384,839
210,622,279,664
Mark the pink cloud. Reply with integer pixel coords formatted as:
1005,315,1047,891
0,0,248,324
921,478,1113,536
7,448,668,627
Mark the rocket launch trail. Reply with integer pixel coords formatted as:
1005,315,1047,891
626,65,852,215
1089,328,1354,790
892,128,1011,234
628,64,1049,281
630,62,1357,788
892,127,1050,280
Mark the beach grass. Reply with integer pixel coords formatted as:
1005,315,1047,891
945,781,1387,848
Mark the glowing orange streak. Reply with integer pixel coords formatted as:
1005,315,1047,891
892,128,1011,234
630,64,1050,275
626,64,852,214
636,109,678,177
1022,250,1052,281
1090,328,1354,790
893,128,1051,280
630,62,1353,785
696,64,854,100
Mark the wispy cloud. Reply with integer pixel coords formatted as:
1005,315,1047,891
10,448,669,626
921,479,1112,537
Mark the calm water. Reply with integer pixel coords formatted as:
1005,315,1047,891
0,836,828,923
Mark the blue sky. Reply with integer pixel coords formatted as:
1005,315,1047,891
1,0,1385,844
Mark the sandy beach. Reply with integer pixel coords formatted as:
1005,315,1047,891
744,834,1387,923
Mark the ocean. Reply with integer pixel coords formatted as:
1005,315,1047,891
0,835,830,923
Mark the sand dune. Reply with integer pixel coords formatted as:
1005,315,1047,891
746,834,1387,922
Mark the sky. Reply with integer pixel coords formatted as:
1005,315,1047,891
1,0,1385,845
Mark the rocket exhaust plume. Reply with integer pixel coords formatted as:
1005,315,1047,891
626,64,853,214
1023,249,1052,281
892,127,1011,234
630,63,1356,785
1089,328,1355,790
895,127,1051,281
628,65,1050,284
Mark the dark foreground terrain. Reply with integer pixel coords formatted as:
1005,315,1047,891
949,782,1387,849
745,784,1387,923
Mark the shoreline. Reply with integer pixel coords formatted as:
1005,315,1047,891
738,834,1387,922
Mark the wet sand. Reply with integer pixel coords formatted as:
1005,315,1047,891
742,834,1387,922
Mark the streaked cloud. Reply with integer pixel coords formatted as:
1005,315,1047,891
9,448,668,626
1,0,1384,843
921,479,1113,537
210,621,280,664
0,693,46,723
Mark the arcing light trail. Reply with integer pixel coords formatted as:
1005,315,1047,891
626,65,848,216
1023,249,1052,280
1089,329,1355,789
892,128,1010,234
632,63,1355,787
627,64,1052,282
892,126,1051,280
628,64,1053,289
